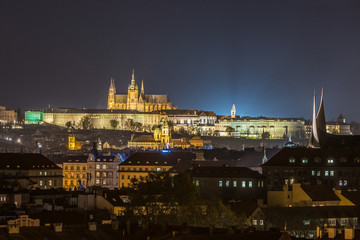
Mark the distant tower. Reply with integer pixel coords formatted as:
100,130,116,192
231,104,236,119
107,78,116,109
262,148,268,164
337,113,346,124
141,80,144,95
127,69,139,110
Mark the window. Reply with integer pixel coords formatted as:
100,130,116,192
196,180,199,186
127,175,130,179
121,175,124,179
102,165,106,169
71,166,74,170
49,180,52,186
330,171,334,176
339,180,343,186
249,181,253,188
54,180,57,186
96,172,100,177
103,179,106,185
64,180,68,185
289,158,295,163
83,167,86,170
96,165,100,169
302,158,308,164
242,181,246,188
226,181,230,187
39,171,42,176
103,172,107,177
253,220,257,225
219,181,223,187
261,181,264,187
317,171,321,176
260,220,264,226
39,181,43,186
96,179,100,184
77,167,80,170
156,167,161,171
233,181,237,187
344,180,348,186
325,171,329,176
328,159,334,164
65,166,68,170
311,170,316,176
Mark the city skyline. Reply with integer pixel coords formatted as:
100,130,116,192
1,1,360,121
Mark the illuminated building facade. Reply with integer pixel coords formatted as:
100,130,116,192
214,105,305,139
25,108,165,130
87,153,121,189
128,118,172,150
0,106,17,124
107,70,176,112
0,153,63,190
118,152,195,188
61,156,88,190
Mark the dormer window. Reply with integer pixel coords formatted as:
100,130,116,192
302,158,308,164
289,157,295,163
327,159,334,164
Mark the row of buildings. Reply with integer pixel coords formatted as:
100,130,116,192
24,71,351,141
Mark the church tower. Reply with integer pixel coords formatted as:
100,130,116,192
231,104,236,119
127,69,139,110
107,78,116,109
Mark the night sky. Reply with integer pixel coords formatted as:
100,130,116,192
1,1,360,121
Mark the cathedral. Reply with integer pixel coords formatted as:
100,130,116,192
107,70,177,112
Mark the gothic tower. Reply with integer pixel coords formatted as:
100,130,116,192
127,69,139,110
107,78,116,109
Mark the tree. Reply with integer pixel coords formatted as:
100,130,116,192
261,131,270,140
65,121,72,129
126,119,135,131
225,126,235,136
80,115,92,130
110,119,119,130
134,122,143,132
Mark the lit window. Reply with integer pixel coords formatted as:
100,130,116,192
242,181,246,188
156,167,161,171
39,172,42,176
253,220,257,225
261,181,264,187
103,172,106,177
344,180,348,186
96,165,100,169
317,171,321,176
325,171,329,176
258,181,260,187
226,181,230,187
311,170,316,176
289,158,295,163
96,179,100,184
260,220,264,226
219,181,223,187
49,180,52,186
330,171,334,176
196,180,199,186
302,158,308,164
328,159,334,164
233,181,237,187
96,172,100,177
39,181,43,186
249,181,253,188
102,165,106,169
339,180,343,186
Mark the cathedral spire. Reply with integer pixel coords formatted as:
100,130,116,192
141,80,144,94
316,88,326,132
109,78,116,91
131,69,135,86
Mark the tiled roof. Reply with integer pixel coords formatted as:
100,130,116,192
0,153,61,170
121,152,195,166
190,166,265,179
301,185,340,201
262,147,360,167
129,135,156,143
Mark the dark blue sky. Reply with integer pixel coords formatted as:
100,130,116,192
1,1,360,121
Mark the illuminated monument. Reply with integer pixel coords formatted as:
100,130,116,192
107,70,177,112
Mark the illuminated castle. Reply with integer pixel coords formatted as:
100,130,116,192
107,70,177,112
